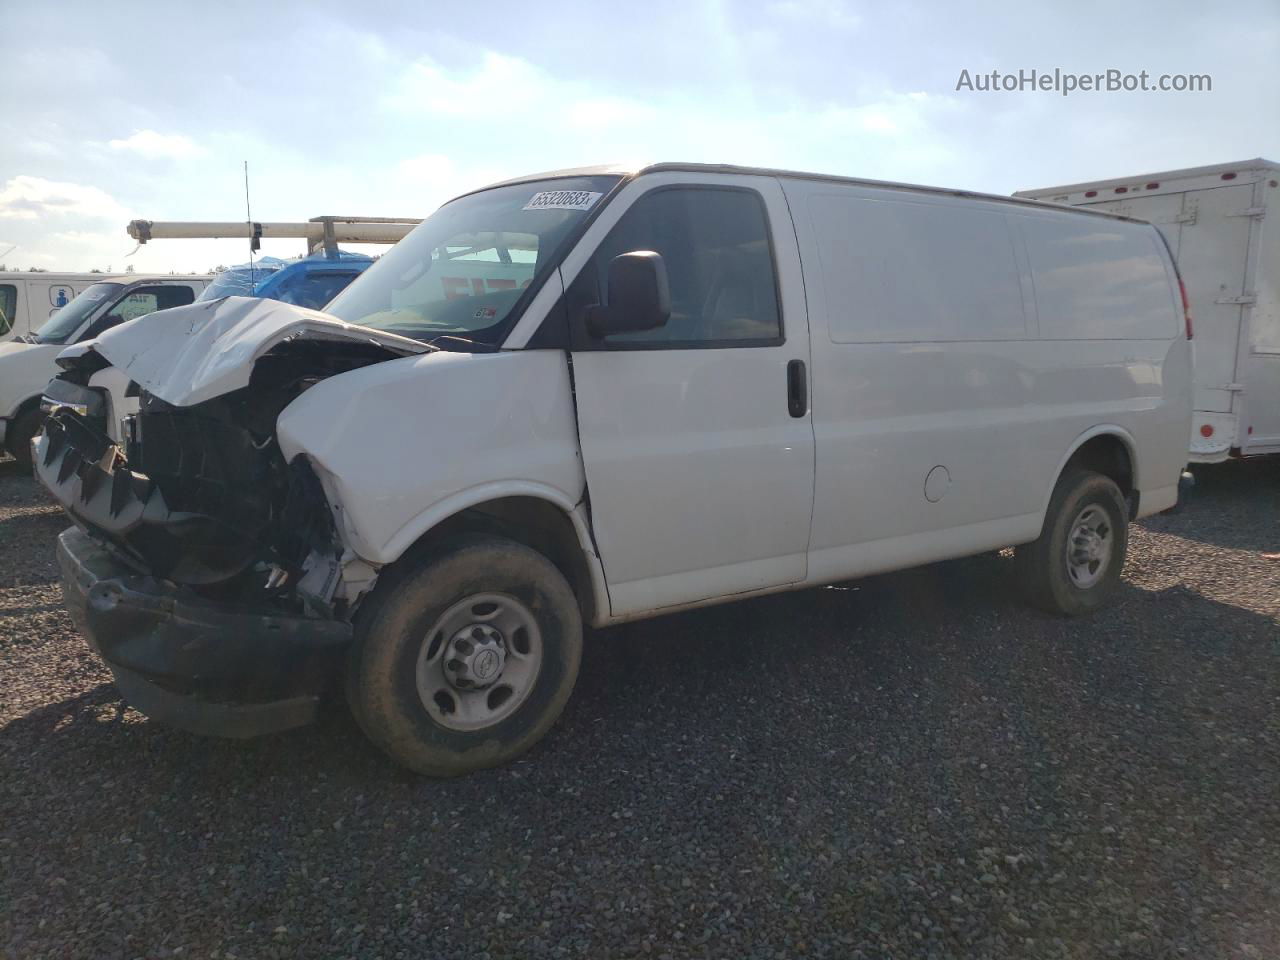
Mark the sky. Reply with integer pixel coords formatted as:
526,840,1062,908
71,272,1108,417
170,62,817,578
1,0,1276,273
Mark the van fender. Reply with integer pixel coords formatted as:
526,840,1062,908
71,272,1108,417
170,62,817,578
3,392,41,422
1038,424,1140,520
343,476,611,627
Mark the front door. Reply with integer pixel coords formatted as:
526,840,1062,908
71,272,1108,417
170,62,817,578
565,175,815,617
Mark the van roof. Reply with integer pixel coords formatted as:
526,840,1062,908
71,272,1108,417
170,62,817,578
1013,157,1279,197
90,274,210,283
471,162,1142,223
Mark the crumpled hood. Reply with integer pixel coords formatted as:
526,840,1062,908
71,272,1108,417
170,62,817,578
74,296,431,407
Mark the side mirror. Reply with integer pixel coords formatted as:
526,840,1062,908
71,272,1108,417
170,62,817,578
586,251,671,338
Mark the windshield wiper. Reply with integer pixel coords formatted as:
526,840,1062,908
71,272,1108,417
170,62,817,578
427,335,499,353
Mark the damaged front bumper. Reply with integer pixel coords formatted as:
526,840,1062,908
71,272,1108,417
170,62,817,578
57,527,351,738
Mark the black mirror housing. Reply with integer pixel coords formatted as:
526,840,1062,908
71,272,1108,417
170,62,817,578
586,251,671,338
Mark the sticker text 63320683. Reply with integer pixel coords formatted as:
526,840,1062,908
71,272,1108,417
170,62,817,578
523,190,603,212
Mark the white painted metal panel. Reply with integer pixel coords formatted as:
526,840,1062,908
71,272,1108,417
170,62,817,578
812,195,1027,343
784,175,1189,583
566,173,816,616
277,350,586,566
1177,185,1254,414
1017,161,1280,458
1020,215,1178,341
1239,176,1280,454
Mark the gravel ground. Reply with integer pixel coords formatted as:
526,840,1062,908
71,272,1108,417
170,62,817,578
1,456,1277,960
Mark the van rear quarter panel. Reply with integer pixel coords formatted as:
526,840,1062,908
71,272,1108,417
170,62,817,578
781,178,1188,582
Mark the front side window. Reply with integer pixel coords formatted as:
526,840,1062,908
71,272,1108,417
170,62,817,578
33,282,123,343
0,284,15,336
573,186,782,346
325,175,619,346
80,285,196,341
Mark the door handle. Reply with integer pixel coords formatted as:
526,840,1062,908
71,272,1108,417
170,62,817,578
787,359,808,418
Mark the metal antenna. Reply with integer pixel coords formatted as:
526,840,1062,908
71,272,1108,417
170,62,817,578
243,160,257,286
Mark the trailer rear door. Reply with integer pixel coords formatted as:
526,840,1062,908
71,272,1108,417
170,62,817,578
1176,185,1255,414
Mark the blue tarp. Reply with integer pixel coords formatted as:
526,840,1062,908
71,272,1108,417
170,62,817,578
196,250,376,308
196,257,290,301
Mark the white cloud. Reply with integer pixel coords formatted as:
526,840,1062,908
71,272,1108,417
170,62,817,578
566,97,661,130
379,48,960,182
0,176,131,222
396,153,508,209
397,153,457,183
768,0,861,30
385,52,543,116
108,129,202,159
21,140,61,158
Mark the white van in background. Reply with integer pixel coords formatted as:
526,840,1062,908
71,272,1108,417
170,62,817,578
38,163,1192,776
0,274,210,464
1016,158,1279,462
0,273,103,342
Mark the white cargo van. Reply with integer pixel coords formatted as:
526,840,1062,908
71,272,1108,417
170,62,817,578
0,272,103,342
37,163,1192,776
1016,159,1279,461
0,274,209,463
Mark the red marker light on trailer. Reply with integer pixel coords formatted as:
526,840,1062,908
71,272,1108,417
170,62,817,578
1146,182,1160,190
1178,278,1193,339
1115,186,1128,194
1084,190,1098,198
1221,172,1237,180
1200,424,1214,438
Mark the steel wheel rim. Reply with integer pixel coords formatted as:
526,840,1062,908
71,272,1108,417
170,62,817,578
415,592,542,732
1065,504,1113,589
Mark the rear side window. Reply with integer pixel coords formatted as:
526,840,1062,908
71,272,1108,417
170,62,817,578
275,271,358,310
810,193,1027,343
0,284,15,335
1020,216,1176,340
579,187,782,346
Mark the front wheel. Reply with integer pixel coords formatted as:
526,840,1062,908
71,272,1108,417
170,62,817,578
5,408,44,467
348,535,582,776
1014,470,1128,616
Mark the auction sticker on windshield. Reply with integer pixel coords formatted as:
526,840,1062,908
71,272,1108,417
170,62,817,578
523,190,602,211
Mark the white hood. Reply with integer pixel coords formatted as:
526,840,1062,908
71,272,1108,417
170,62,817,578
75,296,431,407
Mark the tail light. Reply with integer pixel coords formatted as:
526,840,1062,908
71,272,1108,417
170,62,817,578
1178,277,1193,339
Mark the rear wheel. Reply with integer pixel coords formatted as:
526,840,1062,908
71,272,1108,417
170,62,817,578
5,407,43,468
1015,470,1128,615
348,535,582,776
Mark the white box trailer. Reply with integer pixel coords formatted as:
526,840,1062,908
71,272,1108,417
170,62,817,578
1016,158,1280,462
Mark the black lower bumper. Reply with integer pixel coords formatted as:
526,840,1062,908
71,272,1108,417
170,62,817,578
57,527,352,738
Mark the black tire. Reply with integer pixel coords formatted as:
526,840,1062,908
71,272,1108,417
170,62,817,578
1014,469,1128,616
5,407,43,467
347,535,582,776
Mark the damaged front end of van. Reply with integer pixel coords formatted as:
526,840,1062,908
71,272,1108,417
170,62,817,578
35,297,431,736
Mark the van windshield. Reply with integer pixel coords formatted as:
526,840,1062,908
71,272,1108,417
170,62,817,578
33,282,124,344
325,175,620,345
